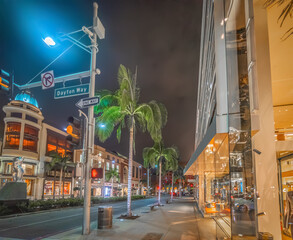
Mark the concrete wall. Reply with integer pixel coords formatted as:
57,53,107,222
252,1,282,238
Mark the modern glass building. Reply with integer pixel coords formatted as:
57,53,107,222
185,0,292,239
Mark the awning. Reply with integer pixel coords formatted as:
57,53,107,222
184,117,216,175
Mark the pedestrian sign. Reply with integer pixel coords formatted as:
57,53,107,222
54,84,89,99
41,70,55,90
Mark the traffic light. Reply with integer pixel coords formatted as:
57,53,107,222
66,116,82,148
0,69,13,97
91,168,103,179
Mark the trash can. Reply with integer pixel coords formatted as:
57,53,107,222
258,232,273,240
98,206,112,229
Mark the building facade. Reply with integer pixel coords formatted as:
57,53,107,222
184,0,292,239
0,91,75,200
74,146,144,197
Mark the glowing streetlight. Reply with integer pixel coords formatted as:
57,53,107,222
99,123,105,128
42,37,56,47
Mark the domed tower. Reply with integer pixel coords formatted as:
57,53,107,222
0,90,44,198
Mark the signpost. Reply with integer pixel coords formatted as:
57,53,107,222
75,96,100,109
41,70,55,89
54,84,89,99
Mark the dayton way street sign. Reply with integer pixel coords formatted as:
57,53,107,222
41,70,55,90
76,96,100,109
54,84,89,99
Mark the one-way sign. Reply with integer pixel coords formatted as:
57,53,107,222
76,96,100,109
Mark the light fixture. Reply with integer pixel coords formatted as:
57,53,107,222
43,37,56,47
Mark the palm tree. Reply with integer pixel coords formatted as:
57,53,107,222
142,142,178,205
105,169,120,197
95,64,167,216
174,166,185,198
164,156,178,202
47,151,70,199
264,0,293,39
143,152,156,196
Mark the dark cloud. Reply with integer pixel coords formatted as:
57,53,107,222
0,0,202,164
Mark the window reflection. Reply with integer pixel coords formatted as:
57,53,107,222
23,124,39,152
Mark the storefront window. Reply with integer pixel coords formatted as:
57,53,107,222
44,180,71,196
3,162,13,174
106,162,110,170
23,124,39,152
4,122,21,149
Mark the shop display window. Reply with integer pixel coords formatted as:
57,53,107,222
3,162,13,174
4,122,21,149
44,180,71,196
23,124,39,152
23,164,35,176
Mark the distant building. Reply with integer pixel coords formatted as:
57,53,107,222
74,147,144,197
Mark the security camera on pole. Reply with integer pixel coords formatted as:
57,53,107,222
82,2,105,235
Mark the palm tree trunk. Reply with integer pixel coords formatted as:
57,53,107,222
59,168,63,199
158,159,162,205
171,172,174,202
53,169,56,200
127,117,134,216
111,178,114,197
147,168,150,196
62,169,65,199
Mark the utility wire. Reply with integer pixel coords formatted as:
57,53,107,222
25,33,87,85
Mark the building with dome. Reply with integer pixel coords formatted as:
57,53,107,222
0,90,75,199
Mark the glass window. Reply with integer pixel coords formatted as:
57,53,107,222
23,164,35,176
23,124,39,152
3,162,13,174
5,122,21,149
46,130,72,159
133,166,135,177
106,162,110,171
116,165,119,173
25,115,38,123
112,163,115,169
98,161,102,168
11,112,22,118
136,167,138,178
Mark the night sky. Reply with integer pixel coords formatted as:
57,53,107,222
0,0,202,165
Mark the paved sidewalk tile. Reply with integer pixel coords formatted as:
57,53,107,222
45,197,216,240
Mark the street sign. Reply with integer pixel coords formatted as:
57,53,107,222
75,96,100,109
41,70,55,90
54,84,89,99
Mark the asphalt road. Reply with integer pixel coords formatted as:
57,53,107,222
0,197,162,240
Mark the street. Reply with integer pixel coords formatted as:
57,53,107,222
0,197,161,240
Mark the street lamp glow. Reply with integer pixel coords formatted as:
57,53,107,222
43,37,56,47
99,123,105,128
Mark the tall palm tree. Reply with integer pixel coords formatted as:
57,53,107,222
174,165,185,198
95,64,167,216
47,151,70,199
105,169,120,197
164,156,178,202
142,142,178,205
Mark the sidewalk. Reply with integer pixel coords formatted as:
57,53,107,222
46,197,216,240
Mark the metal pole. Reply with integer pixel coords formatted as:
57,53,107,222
78,110,88,199
83,2,98,235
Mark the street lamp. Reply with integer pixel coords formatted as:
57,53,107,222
42,37,56,47
99,123,106,128
42,3,105,235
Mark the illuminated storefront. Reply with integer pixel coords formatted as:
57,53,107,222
184,0,291,239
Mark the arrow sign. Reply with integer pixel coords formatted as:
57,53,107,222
76,96,100,109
